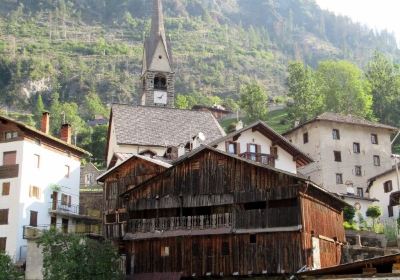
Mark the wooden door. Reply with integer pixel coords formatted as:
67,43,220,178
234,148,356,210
30,211,38,227
62,218,68,233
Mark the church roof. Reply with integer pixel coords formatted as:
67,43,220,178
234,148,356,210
110,104,226,147
143,0,172,73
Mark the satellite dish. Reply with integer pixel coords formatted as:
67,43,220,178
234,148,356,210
198,132,206,142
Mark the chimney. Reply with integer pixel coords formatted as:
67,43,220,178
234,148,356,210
60,124,72,144
41,112,50,134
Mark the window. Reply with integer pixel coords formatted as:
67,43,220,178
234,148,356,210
65,165,70,178
226,142,238,155
389,206,394,217
249,234,257,244
3,151,16,166
0,238,6,252
353,143,360,154
34,154,40,168
248,144,257,161
29,186,41,199
336,174,343,184
373,155,381,166
355,166,362,176
357,188,364,198
384,180,393,193
62,218,68,234
332,129,340,140
4,131,18,140
303,132,309,144
161,246,170,257
371,134,378,144
0,209,9,225
154,75,167,90
0,237,7,252
29,211,38,227
61,194,72,207
2,182,10,196
221,242,230,256
334,151,342,162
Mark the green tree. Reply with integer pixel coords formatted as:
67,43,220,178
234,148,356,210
239,81,268,123
175,94,189,109
343,206,356,223
287,61,323,124
34,94,45,128
366,205,382,228
317,60,374,119
38,229,123,280
80,125,108,168
366,52,400,125
0,251,23,280
84,90,109,119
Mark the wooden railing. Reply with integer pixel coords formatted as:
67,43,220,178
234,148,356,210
239,153,275,167
128,213,232,233
0,164,19,179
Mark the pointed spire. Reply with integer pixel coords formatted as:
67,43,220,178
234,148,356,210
143,0,172,72
150,0,166,43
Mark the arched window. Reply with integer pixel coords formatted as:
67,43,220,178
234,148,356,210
154,75,167,90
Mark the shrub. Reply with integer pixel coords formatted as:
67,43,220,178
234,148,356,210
366,205,382,227
343,206,356,222
0,251,23,280
343,221,359,231
37,229,123,280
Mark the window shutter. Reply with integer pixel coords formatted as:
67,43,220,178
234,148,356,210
256,145,261,154
225,141,229,152
68,196,72,207
3,151,16,166
236,143,240,155
247,143,251,153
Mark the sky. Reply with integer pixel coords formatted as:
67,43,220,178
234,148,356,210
316,0,400,42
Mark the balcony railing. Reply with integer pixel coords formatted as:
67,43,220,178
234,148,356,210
0,164,19,179
239,152,275,167
128,213,232,233
49,201,101,219
23,224,102,239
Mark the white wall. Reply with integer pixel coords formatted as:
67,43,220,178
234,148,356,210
369,170,400,220
287,121,393,193
0,140,24,261
0,138,81,261
215,129,298,174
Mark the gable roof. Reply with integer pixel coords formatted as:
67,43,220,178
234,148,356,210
208,121,313,166
97,153,172,183
283,112,398,136
0,114,89,157
121,145,347,208
366,164,400,192
110,104,226,148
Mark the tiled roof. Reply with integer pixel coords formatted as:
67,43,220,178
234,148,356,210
284,112,397,135
111,104,226,147
208,120,313,166
0,114,90,156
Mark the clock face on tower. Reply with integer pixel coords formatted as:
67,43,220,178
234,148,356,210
154,90,167,105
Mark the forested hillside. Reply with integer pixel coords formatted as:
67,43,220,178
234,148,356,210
0,0,399,164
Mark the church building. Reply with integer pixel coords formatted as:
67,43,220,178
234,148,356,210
105,0,226,168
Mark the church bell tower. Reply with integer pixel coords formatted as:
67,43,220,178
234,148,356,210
141,0,175,108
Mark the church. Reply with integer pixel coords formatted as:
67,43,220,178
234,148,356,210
105,0,226,168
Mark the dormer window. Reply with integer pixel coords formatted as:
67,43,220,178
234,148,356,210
154,75,167,90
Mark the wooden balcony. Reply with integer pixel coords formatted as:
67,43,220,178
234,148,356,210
239,152,275,167
128,213,232,233
0,164,19,179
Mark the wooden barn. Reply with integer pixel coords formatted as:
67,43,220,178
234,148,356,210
102,145,347,278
